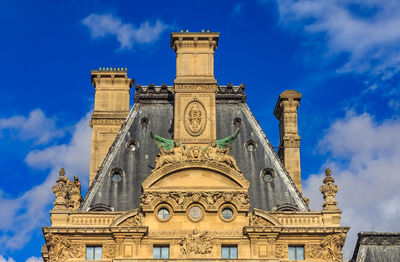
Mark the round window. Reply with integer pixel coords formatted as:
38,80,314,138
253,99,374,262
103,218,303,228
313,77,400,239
245,140,257,152
127,140,139,152
157,208,170,220
112,172,121,182
261,168,275,183
221,207,234,220
189,206,203,221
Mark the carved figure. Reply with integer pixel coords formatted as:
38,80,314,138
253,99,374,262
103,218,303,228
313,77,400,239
45,233,84,261
307,233,346,262
320,168,339,211
51,168,82,211
180,230,213,255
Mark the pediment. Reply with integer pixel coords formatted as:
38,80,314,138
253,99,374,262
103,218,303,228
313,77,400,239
249,208,282,227
111,209,142,227
142,162,250,191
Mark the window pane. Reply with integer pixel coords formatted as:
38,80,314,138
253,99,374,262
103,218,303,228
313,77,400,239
94,247,102,260
221,247,229,259
288,246,296,260
161,246,169,259
86,246,94,260
230,246,238,258
153,246,160,259
295,246,304,260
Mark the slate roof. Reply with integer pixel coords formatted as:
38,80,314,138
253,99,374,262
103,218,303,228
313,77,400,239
81,84,308,212
351,232,400,262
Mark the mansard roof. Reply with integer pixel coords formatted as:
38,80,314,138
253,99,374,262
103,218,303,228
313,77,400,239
81,84,308,212
351,232,400,262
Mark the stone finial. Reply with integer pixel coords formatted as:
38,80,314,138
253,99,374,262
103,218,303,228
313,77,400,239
320,168,339,211
51,168,82,211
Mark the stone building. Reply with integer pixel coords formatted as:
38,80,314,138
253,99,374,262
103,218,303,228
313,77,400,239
41,31,349,261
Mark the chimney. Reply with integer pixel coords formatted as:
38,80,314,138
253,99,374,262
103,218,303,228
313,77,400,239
170,31,219,146
274,90,302,192
171,30,219,84
89,68,134,186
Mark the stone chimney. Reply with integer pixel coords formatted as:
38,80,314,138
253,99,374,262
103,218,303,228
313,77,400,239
274,90,302,192
170,31,219,146
89,68,134,186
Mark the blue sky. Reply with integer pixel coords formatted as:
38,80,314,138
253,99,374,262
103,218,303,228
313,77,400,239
1,0,400,261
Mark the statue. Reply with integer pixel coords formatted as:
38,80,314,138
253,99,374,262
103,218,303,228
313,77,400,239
320,168,339,211
51,168,82,211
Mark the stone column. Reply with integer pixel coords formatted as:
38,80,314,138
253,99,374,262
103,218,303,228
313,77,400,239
274,90,302,192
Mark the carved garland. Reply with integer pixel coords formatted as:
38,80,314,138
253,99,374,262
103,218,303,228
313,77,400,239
140,191,249,208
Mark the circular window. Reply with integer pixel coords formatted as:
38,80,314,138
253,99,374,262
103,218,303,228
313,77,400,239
187,204,205,222
157,208,170,220
111,168,124,183
245,139,257,152
219,204,236,222
222,208,234,220
261,168,275,183
112,172,121,182
233,117,242,127
127,140,139,152
141,117,149,128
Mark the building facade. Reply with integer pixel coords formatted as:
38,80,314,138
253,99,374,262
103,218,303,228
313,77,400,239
41,31,349,261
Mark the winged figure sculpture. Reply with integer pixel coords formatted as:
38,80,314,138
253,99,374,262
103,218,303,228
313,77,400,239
150,131,174,151
217,129,240,150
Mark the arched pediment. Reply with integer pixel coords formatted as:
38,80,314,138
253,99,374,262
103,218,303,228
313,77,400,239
250,208,282,227
142,162,250,191
111,209,142,227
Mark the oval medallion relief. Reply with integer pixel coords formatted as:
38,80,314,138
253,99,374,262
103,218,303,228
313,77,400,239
184,100,207,137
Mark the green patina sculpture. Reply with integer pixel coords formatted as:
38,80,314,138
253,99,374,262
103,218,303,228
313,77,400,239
150,131,174,151
150,129,240,151
217,129,240,150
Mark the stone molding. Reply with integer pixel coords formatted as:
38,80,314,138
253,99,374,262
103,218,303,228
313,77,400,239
89,118,126,127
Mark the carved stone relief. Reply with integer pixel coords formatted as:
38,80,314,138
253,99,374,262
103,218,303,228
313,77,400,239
179,230,213,254
154,144,240,172
118,213,143,227
306,233,346,262
52,168,82,210
140,191,249,209
44,233,84,261
184,100,207,136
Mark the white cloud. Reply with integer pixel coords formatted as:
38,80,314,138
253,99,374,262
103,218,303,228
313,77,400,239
25,256,42,262
0,112,91,251
0,256,15,262
82,13,169,49
0,109,64,145
303,111,400,259
266,0,400,92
